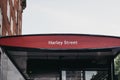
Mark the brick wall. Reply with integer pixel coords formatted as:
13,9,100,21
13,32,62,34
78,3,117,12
0,0,26,36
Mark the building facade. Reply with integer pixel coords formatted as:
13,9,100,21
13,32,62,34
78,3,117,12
0,0,26,36
0,0,26,80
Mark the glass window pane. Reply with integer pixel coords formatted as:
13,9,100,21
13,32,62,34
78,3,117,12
64,71,108,80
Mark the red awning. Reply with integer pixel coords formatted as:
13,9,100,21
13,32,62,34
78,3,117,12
0,34,120,49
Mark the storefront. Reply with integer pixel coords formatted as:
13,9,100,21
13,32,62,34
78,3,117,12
0,34,120,80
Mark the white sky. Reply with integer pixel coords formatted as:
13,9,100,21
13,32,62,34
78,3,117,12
22,0,120,36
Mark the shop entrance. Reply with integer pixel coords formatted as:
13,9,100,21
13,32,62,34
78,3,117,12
0,34,120,80
27,49,113,80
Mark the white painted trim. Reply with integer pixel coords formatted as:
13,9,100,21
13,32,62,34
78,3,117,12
0,8,2,36
11,18,13,34
7,0,10,22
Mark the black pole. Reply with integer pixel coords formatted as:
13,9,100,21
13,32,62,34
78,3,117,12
111,60,115,80
83,70,85,80
60,70,62,80
108,59,115,80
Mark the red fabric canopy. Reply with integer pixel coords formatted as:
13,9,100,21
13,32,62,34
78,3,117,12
0,34,120,49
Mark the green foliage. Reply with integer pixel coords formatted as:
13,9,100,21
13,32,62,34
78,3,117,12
115,53,120,80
